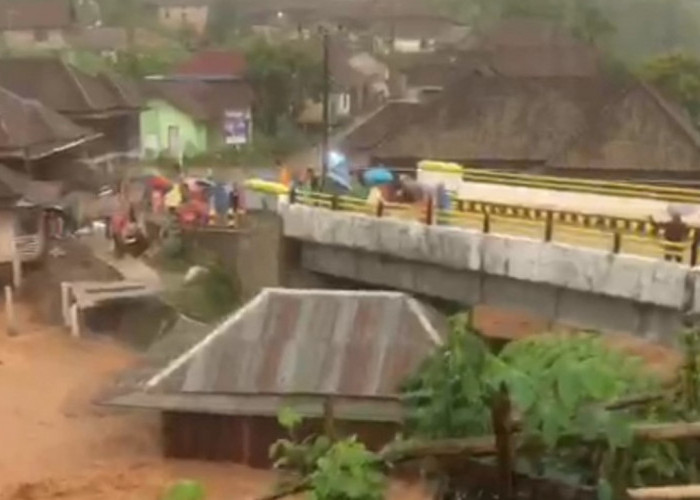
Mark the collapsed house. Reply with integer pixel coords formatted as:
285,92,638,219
107,288,443,467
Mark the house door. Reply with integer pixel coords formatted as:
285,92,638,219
167,125,180,158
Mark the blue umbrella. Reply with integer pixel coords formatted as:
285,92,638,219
362,167,394,186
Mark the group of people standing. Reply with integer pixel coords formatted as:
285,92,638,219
149,177,244,228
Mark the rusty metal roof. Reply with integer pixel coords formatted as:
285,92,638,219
107,289,443,421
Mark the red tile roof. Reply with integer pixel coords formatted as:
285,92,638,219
174,50,247,78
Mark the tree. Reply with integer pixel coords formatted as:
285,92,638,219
640,52,700,123
205,0,240,46
244,38,323,135
430,0,614,46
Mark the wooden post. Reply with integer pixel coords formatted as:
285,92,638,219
60,282,71,327
323,396,337,441
69,303,80,338
482,212,491,234
242,417,253,466
425,196,434,225
544,211,554,242
613,232,622,254
11,239,21,289
5,286,16,336
691,229,699,267
491,384,514,500
376,200,384,218
331,194,339,211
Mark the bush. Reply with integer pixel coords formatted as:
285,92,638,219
166,263,239,323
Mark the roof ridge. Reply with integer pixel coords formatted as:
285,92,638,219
100,72,129,105
60,59,98,111
639,81,700,151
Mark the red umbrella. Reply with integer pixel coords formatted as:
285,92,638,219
149,175,173,191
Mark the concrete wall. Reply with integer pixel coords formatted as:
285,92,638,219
184,211,293,300
280,203,700,343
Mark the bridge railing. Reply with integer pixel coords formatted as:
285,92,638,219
459,167,700,204
288,189,698,266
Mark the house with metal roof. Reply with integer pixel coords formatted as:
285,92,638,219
0,57,143,173
339,19,700,182
107,288,443,467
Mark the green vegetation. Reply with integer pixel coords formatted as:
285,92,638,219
270,408,387,500
269,314,700,499
162,480,206,500
152,219,240,323
640,52,700,123
183,125,312,168
68,44,189,78
165,261,240,323
243,37,324,136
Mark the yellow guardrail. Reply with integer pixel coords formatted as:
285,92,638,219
245,182,694,264
461,168,700,204
416,159,700,204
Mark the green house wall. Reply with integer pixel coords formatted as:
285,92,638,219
140,99,208,159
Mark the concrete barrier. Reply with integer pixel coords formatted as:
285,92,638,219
280,203,700,342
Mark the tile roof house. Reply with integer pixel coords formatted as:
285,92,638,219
107,288,443,467
339,19,700,181
140,79,254,159
0,0,76,50
144,50,253,156
466,18,602,78
0,57,143,172
342,73,700,180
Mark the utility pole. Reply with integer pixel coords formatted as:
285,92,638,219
320,28,330,191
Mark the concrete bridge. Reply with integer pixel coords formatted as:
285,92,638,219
279,202,700,344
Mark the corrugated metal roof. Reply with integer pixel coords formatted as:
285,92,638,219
108,289,443,421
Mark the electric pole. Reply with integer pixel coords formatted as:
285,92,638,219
320,28,330,191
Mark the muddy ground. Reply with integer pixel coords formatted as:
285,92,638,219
0,303,430,500
0,248,681,500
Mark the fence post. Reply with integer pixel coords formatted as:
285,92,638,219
289,187,297,205
613,232,622,254
376,200,384,218
331,194,339,211
544,211,553,242
425,196,434,225
692,230,700,267
457,200,464,212
482,212,491,234
5,286,16,337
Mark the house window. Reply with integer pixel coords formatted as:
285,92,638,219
33,29,48,42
